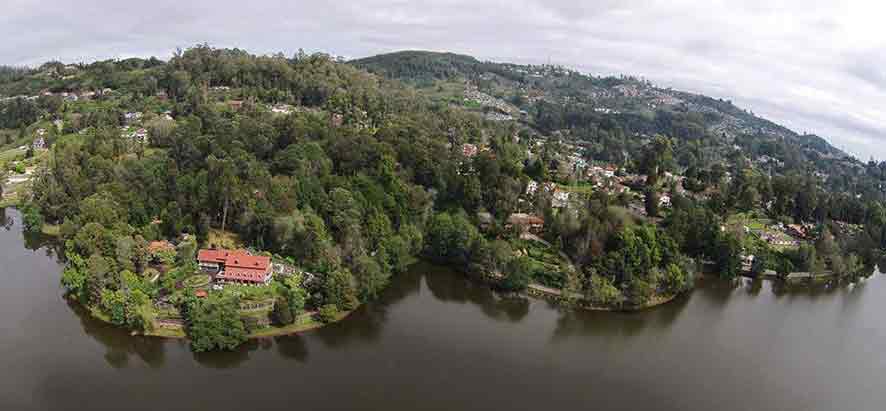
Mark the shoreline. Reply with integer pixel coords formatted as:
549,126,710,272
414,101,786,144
523,282,681,312
74,294,356,341
471,269,684,312
139,310,357,340
74,262,687,346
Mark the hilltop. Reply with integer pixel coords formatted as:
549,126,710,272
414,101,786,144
353,50,848,158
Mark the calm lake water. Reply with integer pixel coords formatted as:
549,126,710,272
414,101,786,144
2,207,886,411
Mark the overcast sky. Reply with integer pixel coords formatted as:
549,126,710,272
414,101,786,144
3,1,885,158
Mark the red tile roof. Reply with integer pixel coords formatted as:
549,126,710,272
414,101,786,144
148,241,175,254
198,249,271,284
197,249,250,264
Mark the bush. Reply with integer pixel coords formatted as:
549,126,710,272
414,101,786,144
318,304,339,323
324,269,359,311
501,256,532,291
663,263,693,294
588,275,623,307
273,296,294,325
186,295,247,352
628,277,656,305
20,203,44,233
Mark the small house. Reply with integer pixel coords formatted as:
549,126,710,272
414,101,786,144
552,190,570,208
462,143,479,158
476,212,494,230
32,136,46,151
507,213,544,234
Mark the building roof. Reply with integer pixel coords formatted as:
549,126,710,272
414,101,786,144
197,249,250,264
148,240,175,254
198,249,271,283
507,213,544,226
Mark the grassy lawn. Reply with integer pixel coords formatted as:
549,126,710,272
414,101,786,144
182,274,212,289
557,182,595,194
41,224,60,236
0,194,20,208
146,327,186,338
418,79,465,103
248,310,352,338
0,147,26,165
207,229,244,249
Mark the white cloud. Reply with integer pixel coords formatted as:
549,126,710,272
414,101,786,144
2,0,884,158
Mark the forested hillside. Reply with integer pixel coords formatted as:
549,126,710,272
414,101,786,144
3,46,886,351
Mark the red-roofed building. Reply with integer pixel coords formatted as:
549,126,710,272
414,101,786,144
197,249,272,286
148,240,175,254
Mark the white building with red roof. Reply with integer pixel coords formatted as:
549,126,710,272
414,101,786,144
197,249,273,286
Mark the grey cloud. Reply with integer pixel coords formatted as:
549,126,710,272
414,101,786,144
2,0,885,158
846,54,886,92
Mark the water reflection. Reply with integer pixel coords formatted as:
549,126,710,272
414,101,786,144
308,270,423,349
551,293,691,341
67,298,168,369
0,208,12,230
193,342,255,369
4,207,886,411
423,265,530,323
274,335,309,362
745,278,763,296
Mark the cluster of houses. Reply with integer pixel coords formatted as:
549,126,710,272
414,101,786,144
121,127,148,144
1,89,113,104
749,222,813,248
525,181,571,208
463,86,517,115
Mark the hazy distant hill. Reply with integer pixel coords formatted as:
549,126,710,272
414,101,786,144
352,50,847,159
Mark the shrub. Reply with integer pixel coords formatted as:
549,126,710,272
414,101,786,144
588,275,624,307
318,304,339,323
273,296,294,325
501,256,532,291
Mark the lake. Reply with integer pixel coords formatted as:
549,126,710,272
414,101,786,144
1,207,885,411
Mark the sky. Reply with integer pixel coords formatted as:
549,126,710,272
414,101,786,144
2,0,885,159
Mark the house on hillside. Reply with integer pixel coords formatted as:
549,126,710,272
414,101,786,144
462,143,479,158
32,136,46,151
507,213,544,234
525,180,539,196
330,113,344,127
271,104,294,115
786,224,807,239
476,211,494,231
124,112,143,124
148,240,175,254
197,249,272,286
552,189,570,208
148,241,175,263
